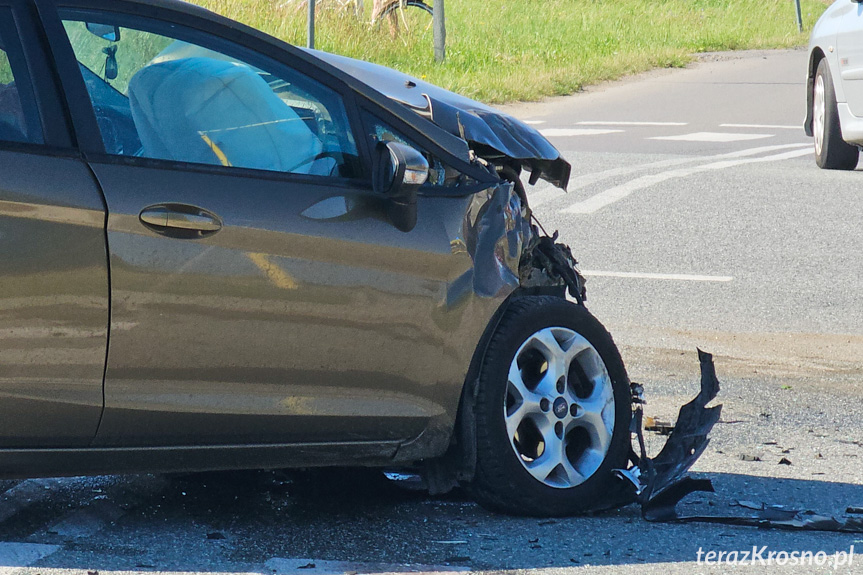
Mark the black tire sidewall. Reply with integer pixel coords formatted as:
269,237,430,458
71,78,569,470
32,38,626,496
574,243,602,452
471,297,631,516
815,59,859,170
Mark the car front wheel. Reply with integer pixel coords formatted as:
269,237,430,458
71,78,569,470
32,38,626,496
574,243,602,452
814,59,859,170
468,296,631,516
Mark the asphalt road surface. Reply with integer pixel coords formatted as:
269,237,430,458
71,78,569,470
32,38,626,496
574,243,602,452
0,49,861,575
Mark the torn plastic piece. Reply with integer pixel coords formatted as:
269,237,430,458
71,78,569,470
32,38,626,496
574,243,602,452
625,352,863,533
648,505,863,533
632,349,722,512
519,230,587,304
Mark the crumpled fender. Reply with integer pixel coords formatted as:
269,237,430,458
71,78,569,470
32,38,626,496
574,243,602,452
461,181,531,298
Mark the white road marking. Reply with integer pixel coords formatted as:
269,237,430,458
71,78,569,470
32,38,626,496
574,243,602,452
527,143,811,208
563,147,811,214
712,143,810,158
266,558,468,575
720,123,801,130
577,121,688,127
581,270,733,282
650,132,774,142
523,120,545,125
539,128,623,137
0,542,60,571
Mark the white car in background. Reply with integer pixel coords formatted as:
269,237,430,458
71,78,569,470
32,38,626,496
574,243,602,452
805,0,863,170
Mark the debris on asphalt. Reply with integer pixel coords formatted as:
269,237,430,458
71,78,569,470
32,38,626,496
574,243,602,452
668,506,863,533
737,454,761,462
644,417,674,436
613,350,863,533
621,349,722,517
206,532,226,540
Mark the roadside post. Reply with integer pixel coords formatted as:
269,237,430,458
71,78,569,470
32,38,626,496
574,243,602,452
307,0,316,49
795,0,803,32
433,0,445,62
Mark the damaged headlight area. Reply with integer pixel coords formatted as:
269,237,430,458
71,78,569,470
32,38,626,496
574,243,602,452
519,231,587,305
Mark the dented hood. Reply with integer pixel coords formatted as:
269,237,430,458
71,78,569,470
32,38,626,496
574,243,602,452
306,50,571,190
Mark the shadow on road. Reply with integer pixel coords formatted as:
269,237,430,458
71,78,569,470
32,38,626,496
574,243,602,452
0,469,858,572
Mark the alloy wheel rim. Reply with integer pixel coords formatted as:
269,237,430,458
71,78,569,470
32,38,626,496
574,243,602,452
814,74,826,157
504,327,615,489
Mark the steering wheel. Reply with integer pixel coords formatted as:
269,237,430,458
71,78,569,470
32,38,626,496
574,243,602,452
286,150,344,176
93,105,142,156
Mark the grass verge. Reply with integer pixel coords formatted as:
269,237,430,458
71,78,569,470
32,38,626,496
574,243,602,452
190,0,829,104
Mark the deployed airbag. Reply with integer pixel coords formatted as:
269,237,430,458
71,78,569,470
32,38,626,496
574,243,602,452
129,57,323,173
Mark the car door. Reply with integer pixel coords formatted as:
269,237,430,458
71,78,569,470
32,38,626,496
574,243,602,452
837,0,863,117
42,1,463,448
0,0,108,447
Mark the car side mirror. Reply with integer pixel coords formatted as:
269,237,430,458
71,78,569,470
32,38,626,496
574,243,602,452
86,23,121,42
372,141,429,233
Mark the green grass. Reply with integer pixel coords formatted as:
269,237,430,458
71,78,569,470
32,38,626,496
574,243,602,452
189,0,829,104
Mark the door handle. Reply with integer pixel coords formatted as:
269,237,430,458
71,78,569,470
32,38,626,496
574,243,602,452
140,204,222,235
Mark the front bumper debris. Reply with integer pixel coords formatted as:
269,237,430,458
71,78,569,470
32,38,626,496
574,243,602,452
619,349,722,517
618,350,863,533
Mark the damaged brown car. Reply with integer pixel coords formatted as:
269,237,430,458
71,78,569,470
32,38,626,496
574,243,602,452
0,0,632,516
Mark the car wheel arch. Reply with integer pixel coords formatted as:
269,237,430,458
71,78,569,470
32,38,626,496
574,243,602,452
806,48,827,136
435,287,572,485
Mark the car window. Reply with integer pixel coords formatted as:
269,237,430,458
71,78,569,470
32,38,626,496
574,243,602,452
0,22,43,145
60,16,360,178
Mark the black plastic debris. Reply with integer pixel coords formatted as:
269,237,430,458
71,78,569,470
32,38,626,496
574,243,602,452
617,350,863,533
519,230,587,304
657,505,863,533
614,349,721,514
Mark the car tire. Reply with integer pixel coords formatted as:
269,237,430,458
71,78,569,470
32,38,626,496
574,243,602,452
814,59,859,170
468,296,631,516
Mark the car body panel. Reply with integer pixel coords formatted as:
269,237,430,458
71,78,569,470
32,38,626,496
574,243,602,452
0,150,109,447
837,0,863,116
89,160,523,450
0,1,109,448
